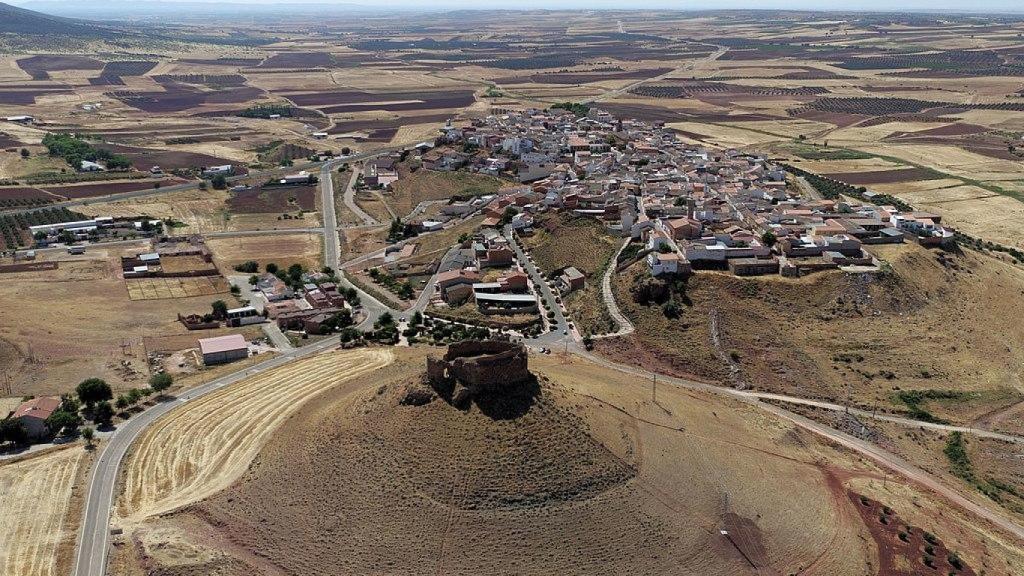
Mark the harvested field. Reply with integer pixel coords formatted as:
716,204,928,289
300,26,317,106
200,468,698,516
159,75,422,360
326,113,451,135
492,67,673,84
318,92,475,114
98,143,244,173
123,348,1018,575
820,168,945,185
118,348,393,521
125,276,229,301
206,232,322,272
0,131,21,148
226,184,317,213
0,447,86,576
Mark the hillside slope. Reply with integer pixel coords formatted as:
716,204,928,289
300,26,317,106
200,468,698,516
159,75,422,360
0,1,119,36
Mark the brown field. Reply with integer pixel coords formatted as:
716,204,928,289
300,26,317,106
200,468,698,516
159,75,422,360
205,232,323,272
0,250,244,396
0,446,89,576
124,276,229,300
111,348,1023,575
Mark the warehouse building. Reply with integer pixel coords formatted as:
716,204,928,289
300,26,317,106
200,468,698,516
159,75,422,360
198,334,249,365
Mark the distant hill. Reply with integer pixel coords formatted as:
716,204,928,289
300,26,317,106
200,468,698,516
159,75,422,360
0,1,121,37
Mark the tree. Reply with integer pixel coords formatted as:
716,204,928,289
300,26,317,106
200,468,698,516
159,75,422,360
76,378,112,406
211,300,228,319
287,263,304,283
211,174,228,190
265,262,279,274
248,274,259,286
115,395,129,410
322,266,334,275
398,281,414,299
0,418,28,445
20,148,29,159
499,206,517,225
341,147,351,156
376,312,394,328
46,410,82,436
93,401,114,427
234,260,259,273
149,373,173,395
230,285,240,295
411,311,423,326
81,426,94,447
662,301,680,319
761,230,777,247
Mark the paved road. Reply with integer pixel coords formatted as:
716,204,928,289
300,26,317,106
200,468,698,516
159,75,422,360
319,162,342,271
71,336,341,576
505,225,573,347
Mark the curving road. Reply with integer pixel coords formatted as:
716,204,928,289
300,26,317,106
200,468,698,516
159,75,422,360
72,336,342,576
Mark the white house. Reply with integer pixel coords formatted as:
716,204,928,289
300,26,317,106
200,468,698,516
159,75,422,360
647,252,682,276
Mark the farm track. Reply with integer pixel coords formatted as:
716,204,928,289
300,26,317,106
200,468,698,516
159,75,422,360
0,447,85,576
119,348,393,521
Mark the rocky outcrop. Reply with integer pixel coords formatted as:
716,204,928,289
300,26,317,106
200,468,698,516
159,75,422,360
426,340,531,407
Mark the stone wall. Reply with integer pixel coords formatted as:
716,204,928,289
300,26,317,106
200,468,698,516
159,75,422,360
426,340,530,404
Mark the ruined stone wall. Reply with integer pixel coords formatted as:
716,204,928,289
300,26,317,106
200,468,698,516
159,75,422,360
427,340,530,398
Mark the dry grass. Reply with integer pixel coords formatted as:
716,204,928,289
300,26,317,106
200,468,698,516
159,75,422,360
205,232,323,272
0,254,245,396
113,347,1023,575
385,163,503,217
0,446,87,576
598,243,1024,425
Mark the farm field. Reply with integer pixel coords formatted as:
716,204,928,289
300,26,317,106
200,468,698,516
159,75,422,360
0,250,242,396
0,447,89,576
117,348,393,521
111,348,1023,575
205,232,323,272
124,276,229,300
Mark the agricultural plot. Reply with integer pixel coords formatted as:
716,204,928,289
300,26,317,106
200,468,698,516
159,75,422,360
0,447,86,576
227,184,317,214
206,232,323,272
42,179,173,199
16,54,102,80
124,276,229,300
118,348,393,521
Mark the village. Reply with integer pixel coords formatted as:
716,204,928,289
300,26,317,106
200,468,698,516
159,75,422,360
0,103,958,449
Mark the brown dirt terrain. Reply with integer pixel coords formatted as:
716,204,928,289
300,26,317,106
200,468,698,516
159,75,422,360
116,350,1024,575
596,243,1024,425
206,232,323,272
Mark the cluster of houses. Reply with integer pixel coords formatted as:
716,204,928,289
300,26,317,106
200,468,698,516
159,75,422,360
431,228,538,316
418,106,953,279
254,274,355,334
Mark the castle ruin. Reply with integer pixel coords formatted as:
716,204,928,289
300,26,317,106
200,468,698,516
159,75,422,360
426,339,531,406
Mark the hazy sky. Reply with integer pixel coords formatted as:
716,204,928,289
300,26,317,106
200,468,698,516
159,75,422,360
12,0,1024,12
